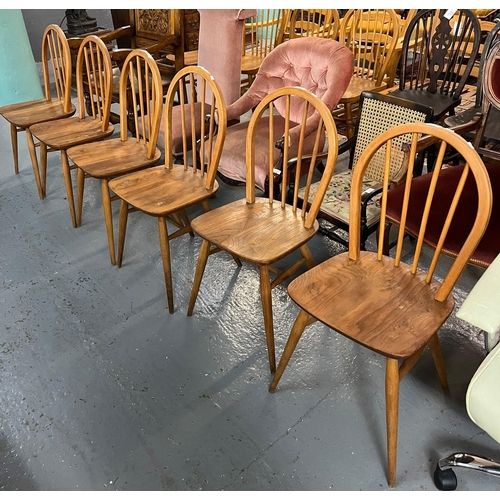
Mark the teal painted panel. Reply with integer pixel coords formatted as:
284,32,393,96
0,9,43,106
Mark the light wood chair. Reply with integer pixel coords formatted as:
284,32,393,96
108,66,227,314
269,122,493,488
29,35,115,228
66,49,163,266
241,9,289,91
288,9,341,40
187,86,340,374
336,9,400,139
71,9,184,137
0,24,76,199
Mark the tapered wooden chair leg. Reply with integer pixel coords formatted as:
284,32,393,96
40,142,48,198
269,308,311,393
428,333,449,392
116,200,129,268
76,167,85,227
386,357,400,488
25,129,44,200
299,244,315,270
101,179,116,266
259,265,276,374
187,238,211,316
61,150,77,228
158,216,174,314
11,124,19,175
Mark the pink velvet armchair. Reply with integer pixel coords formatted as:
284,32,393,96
215,36,354,194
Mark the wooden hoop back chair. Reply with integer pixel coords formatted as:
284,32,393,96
269,122,493,488
336,9,400,139
241,9,289,91
187,86,340,374
108,66,227,314
29,35,115,228
0,24,76,199
66,49,164,265
288,9,341,40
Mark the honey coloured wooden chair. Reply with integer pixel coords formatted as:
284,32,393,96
108,66,227,314
66,49,163,266
241,9,289,92
187,86,340,374
288,9,340,40
0,24,76,199
336,9,400,139
29,35,115,228
269,123,493,488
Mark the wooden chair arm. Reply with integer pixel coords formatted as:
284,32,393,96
67,25,136,50
412,112,483,152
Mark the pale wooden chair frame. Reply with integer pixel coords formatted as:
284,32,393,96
28,35,114,228
108,65,228,314
288,9,341,40
66,49,164,265
336,9,400,139
187,86,340,374
269,122,493,488
241,9,289,90
0,24,75,199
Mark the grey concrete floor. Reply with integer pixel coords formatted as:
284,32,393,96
0,111,499,492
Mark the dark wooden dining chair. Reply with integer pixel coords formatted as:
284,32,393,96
108,66,227,314
269,123,493,488
386,9,481,174
28,35,115,228
0,24,76,199
66,49,164,266
187,86,341,375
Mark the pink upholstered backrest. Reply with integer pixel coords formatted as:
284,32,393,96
227,37,353,123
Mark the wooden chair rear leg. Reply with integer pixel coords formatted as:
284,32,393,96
61,150,77,228
344,102,354,139
187,238,211,317
158,216,175,314
269,308,311,393
76,167,85,227
40,142,48,198
116,200,129,268
180,209,194,237
259,265,276,374
386,357,400,488
25,130,44,200
428,333,449,392
299,244,315,270
11,124,19,175
101,179,116,266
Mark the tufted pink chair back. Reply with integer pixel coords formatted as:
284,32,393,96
227,37,353,123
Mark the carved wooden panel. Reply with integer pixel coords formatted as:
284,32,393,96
133,9,173,36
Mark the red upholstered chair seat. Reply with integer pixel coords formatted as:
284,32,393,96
385,164,500,267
